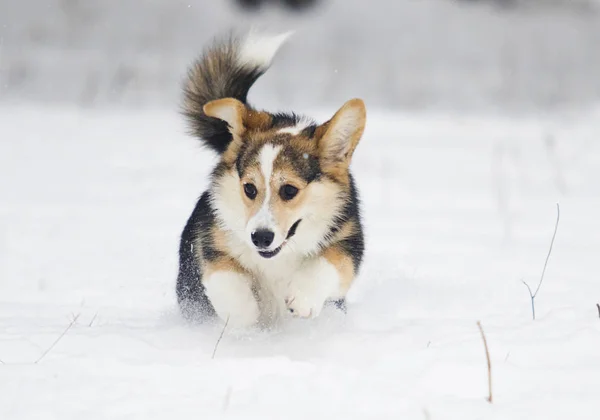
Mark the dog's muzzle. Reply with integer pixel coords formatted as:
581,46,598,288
257,219,301,259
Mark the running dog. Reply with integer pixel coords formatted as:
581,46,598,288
176,30,366,328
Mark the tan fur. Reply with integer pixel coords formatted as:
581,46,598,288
212,225,231,252
232,130,312,229
222,138,244,166
192,227,247,279
213,97,366,184
204,98,277,136
206,100,285,166
203,256,247,279
203,98,246,136
317,98,367,184
269,168,308,232
244,109,274,132
204,98,246,166
237,157,310,232
234,138,348,242
322,246,355,294
204,97,364,292
239,162,267,221
331,220,357,244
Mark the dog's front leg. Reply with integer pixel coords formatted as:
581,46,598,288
202,262,259,328
285,247,355,318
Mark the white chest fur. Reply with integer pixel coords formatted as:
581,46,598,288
230,237,301,309
201,232,343,328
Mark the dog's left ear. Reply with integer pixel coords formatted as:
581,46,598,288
203,98,247,137
317,98,366,172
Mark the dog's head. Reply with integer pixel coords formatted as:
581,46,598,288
205,98,366,259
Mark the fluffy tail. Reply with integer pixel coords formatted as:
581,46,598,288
182,31,292,154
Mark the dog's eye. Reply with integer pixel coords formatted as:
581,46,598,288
244,183,258,200
280,184,299,201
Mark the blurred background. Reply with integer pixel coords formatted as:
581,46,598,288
1,0,600,114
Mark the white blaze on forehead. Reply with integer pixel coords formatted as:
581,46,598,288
278,122,310,135
247,144,282,236
277,116,313,135
259,143,281,193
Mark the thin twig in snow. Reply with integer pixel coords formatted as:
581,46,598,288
34,313,80,364
88,312,98,327
212,315,230,359
596,303,600,319
522,203,560,320
521,279,534,318
477,321,493,404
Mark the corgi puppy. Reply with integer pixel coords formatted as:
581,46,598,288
176,31,366,329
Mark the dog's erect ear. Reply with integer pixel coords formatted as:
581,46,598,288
203,98,247,137
317,98,366,173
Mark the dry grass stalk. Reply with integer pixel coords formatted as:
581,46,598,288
88,312,98,327
35,313,81,364
477,321,493,404
212,315,230,359
522,203,560,320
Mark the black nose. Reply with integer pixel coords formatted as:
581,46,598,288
251,230,275,248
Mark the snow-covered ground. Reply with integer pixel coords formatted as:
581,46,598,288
1,104,600,419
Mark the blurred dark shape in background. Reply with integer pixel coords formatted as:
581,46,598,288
0,0,598,114
454,0,595,10
235,0,320,11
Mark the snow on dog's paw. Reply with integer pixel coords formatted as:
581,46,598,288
285,295,321,319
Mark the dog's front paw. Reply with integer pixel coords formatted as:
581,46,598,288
284,257,342,320
284,294,324,319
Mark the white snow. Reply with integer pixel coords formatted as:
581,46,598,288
1,104,600,419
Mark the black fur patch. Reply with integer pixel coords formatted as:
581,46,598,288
336,231,364,272
278,147,321,183
235,142,262,178
212,160,233,181
286,219,302,239
270,112,302,128
320,173,364,272
194,192,224,263
176,192,217,321
235,140,321,184
328,298,347,313
301,124,317,138
182,34,267,155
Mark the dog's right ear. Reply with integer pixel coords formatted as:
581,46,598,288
316,98,366,178
203,98,247,137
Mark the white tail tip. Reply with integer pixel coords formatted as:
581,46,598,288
238,30,294,69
